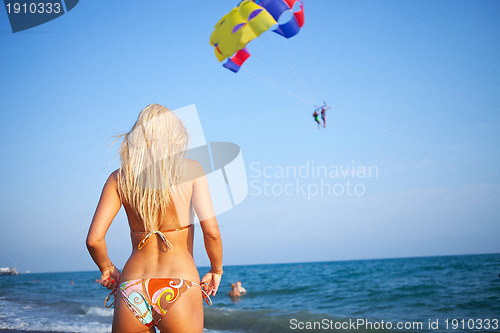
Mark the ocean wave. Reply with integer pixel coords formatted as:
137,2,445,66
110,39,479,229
82,305,113,317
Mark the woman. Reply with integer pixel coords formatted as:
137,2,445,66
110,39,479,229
86,104,223,333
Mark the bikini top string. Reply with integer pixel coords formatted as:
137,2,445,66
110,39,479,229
137,225,192,250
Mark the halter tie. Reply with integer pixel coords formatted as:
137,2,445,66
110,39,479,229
138,230,171,250
137,225,192,250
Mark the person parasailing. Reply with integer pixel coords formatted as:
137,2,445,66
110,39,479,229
313,102,330,128
313,110,321,128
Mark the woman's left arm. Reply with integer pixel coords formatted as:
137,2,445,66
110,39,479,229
86,171,122,290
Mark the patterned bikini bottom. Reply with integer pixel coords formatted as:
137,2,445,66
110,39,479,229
118,278,212,327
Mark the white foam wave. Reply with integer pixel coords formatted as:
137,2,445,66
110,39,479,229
84,305,114,317
0,319,111,332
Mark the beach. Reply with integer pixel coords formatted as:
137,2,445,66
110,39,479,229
1,254,499,332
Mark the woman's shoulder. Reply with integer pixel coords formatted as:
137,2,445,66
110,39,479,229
104,169,120,188
184,159,207,179
184,158,203,169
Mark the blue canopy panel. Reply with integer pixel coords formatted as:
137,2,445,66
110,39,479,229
223,59,241,73
254,0,301,38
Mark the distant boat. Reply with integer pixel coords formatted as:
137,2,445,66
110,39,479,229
0,267,19,276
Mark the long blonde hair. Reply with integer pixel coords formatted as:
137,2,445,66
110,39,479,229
118,104,189,231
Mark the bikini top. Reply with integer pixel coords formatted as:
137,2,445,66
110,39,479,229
136,224,193,250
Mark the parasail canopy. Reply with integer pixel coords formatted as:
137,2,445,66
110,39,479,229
210,0,304,73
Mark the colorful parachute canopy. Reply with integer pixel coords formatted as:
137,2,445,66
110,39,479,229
210,0,304,73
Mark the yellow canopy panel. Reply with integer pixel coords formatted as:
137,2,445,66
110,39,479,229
210,1,277,62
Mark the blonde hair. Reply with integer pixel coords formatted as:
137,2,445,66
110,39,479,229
118,104,189,231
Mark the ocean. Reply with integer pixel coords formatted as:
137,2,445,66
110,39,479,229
0,253,499,332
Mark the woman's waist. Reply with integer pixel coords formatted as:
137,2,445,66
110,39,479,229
121,251,199,282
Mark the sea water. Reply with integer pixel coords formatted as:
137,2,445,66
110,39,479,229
0,253,499,332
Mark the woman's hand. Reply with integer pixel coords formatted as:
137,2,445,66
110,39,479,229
201,269,223,297
99,264,121,292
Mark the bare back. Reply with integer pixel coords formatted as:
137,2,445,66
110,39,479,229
117,158,212,284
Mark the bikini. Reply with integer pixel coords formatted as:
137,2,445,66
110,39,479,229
105,224,212,328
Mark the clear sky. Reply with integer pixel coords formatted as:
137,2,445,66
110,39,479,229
1,1,499,273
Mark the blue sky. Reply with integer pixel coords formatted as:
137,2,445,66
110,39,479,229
0,1,499,273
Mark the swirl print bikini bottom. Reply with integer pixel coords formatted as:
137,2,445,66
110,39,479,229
119,278,211,327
